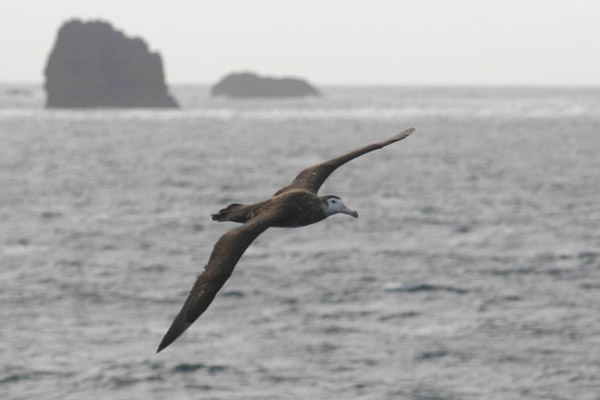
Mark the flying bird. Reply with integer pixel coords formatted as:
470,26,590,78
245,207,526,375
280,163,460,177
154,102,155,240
157,128,415,352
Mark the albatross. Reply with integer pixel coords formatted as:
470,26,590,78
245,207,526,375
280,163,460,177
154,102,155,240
157,127,415,352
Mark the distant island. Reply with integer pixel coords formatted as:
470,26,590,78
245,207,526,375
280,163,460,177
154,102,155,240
211,72,320,98
44,19,178,108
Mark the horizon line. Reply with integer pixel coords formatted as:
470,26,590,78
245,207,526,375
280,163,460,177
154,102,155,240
1,80,600,89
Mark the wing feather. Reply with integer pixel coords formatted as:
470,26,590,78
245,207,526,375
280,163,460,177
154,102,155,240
274,128,415,195
157,211,282,352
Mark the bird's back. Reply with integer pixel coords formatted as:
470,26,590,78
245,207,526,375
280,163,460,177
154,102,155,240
212,190,325,228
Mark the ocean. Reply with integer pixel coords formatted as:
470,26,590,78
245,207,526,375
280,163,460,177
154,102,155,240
1,85,599,400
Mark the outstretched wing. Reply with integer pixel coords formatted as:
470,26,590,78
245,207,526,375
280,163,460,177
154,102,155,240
157,211,283,352
274,128,415,196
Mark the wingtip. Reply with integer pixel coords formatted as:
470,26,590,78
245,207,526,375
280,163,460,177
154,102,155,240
156,341,167,354
156,315,195,354
156,332,177,354
156,328,178,354
390,127,416,141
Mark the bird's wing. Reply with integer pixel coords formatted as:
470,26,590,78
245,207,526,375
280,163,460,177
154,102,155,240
157,210,284,353
274,128,415,196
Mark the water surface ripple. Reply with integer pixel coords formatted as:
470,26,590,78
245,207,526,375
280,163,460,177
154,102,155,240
1,85,599,400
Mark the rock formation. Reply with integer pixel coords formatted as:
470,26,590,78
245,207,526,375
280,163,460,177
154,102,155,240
211,72,320,98
44,19,178,108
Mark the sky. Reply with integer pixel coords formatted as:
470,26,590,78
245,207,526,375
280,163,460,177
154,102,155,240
1,0,599,86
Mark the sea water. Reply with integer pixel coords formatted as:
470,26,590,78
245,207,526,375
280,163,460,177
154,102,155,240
1,85,599,399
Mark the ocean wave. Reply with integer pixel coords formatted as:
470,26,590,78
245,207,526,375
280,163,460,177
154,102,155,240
0,370,70,385
383,282,469,294
172,363,228,374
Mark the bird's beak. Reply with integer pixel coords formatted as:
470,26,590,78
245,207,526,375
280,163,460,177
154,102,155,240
340,204,359,218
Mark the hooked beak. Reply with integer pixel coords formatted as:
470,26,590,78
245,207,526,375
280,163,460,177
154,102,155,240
340,204,359,218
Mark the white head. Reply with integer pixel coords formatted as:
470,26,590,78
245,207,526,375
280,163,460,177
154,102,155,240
321,195,359,218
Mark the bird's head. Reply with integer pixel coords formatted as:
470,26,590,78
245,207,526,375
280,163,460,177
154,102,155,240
321,195,359,219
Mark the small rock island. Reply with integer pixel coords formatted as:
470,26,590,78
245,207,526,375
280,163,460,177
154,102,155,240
44,19,178,108
211,72,320,98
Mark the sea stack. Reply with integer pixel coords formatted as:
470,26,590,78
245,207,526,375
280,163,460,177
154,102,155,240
44,19,178,108
211,72,320,98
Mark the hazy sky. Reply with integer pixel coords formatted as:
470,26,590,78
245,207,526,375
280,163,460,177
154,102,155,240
1,0,599,85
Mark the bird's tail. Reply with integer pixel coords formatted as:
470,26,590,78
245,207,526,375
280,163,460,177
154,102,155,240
211,203,247,223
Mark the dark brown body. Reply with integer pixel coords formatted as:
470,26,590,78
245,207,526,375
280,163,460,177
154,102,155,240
212,189,327,228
